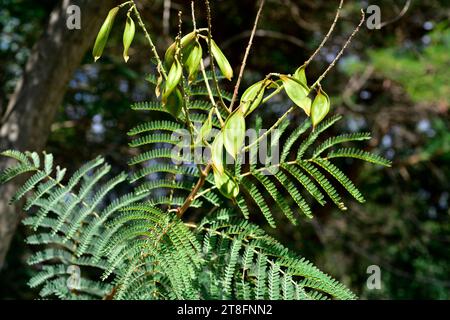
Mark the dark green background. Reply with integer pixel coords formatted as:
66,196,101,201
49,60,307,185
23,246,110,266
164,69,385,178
0,0,448,299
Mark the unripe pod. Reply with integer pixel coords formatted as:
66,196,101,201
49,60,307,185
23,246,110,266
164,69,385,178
294,66,308,87
210,39,233,81
240,80,267,115
211,133,224,174
280,75,311,116
223,109,245,159
123,13,136,63
311,87,331,128
195,109,213,146
164,31,196,67
162,59,183,104
165,88,183,118
93,7,120,62
185,42,203,83
213,168,240,200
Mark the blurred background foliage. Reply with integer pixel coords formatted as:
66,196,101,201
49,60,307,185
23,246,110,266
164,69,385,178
0,0,449,299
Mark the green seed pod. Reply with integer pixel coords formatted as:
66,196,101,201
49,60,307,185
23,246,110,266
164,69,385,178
311,87,331,128
162,59,183,104
164,31,196,67
223,109,246,159
280,75,311,116
240,80,267,115
93,7,120,62
293,66,308,87
185,42,203,83
213,168,240,199
165,88,183,118
195,109,213,146
211,133,224,174
123,13,136,63
210,39,233,80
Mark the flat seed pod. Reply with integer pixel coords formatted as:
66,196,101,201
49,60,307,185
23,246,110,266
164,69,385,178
93,7,120,62
164,31,196,67
213,168,240,199
210,39,233,80
123,13,136,63
165,88,183,118
294,66,308,87
185,42,203,83
280,75,311,115
240,80,267,115
211,133,224,174
311,87,331,128
195,109,213,146
223,109,246,159
162,59,182,104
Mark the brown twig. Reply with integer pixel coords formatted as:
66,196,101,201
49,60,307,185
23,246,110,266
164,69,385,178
311,9,365,89
378,0,411,29
203,0,228,112
131,1,167,79
222,29,305,50
304,0,344,67
229,0,266,111
177,163,212,218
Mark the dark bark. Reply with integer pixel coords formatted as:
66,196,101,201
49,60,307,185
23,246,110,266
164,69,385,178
0,0,120,269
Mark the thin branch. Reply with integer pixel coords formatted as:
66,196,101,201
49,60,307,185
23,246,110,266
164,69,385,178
304,0,344,67
190,1,197,30
311,9,365,89
131,1,167,79
203,0,229,112
177,164,212,218
229,0,266,111
200,59,225,126
379,0,411,29
119,1,133,9
243,106,294,152
177,4,215,217
222,29,305,50
278,0,319,31
191,1,224,126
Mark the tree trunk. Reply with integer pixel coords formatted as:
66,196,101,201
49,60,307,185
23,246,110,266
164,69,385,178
0,0,120,269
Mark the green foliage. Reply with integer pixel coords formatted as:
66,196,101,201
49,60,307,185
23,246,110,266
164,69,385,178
343,24,449,105
0,1,392,301
0,106,389,300
1,150,359,300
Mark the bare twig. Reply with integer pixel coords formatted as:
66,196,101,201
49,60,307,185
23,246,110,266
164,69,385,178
200,59,225,126
131,1,167,79
379,0,411,29
311,9,365,89
191,2,224,126
277,0,319,31
304,0,344,67
177,164,212,218
203,0,228,112
243,106,294,152
229,0,266,111
190,1,197,30
222,29,305,50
